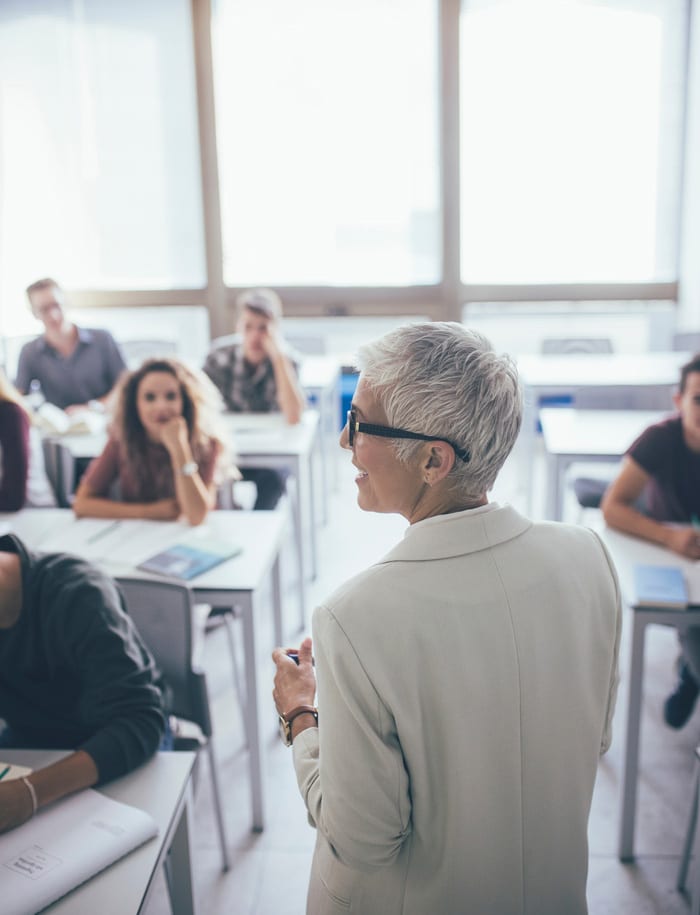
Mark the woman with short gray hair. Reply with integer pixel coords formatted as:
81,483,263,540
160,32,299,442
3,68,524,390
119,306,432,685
273,321,621,915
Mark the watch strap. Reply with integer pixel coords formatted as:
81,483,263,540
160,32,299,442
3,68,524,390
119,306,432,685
282,705,318,726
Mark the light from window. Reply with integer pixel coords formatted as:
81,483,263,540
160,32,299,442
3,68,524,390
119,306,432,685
213,0,441,287
460,0,685,285
0,0,205,338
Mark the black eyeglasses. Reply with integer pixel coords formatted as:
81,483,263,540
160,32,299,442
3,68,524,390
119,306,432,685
346,409,470,463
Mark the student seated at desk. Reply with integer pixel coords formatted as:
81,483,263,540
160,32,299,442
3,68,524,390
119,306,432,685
73,357,230,526
0,369,56,511
16,278,126,414
203,288,305,509
602,353,700,729
0,533,167,835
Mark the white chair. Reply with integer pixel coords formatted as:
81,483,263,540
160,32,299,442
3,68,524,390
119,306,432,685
673,332,700,353
116,576,231,872
677,746,700,914
541,337,614,355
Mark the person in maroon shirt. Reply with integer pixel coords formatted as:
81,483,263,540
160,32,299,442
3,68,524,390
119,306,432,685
73,357,232,526
602,353,700,728
0,369,30,512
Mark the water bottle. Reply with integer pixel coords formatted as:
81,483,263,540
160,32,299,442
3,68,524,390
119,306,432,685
27,379,45,411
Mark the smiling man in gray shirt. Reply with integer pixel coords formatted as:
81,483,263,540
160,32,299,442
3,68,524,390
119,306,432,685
16,278,126,412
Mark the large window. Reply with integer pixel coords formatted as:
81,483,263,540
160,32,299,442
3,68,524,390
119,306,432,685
212,0,441,288
460,0,687,285
0,0,205,337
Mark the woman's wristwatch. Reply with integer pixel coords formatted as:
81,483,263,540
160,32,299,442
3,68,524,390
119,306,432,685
278,705,318,747
180,461,199,477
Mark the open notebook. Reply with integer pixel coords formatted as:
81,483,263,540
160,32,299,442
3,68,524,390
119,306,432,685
1,788,157,915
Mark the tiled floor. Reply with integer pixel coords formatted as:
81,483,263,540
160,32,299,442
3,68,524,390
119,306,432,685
146,440,699,914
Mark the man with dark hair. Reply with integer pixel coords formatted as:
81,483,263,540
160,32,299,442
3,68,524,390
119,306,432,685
0,533,167,834
603,353,700,728
203,287,306,509
16,278,126,413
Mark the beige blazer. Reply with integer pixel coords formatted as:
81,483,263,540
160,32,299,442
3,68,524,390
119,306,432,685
293,504,621,915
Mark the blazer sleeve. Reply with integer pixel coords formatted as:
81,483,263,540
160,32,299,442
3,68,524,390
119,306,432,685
592,531,623,755
292,603,412,871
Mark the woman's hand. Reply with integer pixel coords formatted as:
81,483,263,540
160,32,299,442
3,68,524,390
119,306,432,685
159,416,189,455
0,779,35,834
272,637,316,716
664,526,700,560
146,498,181,521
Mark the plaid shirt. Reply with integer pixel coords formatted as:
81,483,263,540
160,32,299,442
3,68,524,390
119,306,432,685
202,337,300,413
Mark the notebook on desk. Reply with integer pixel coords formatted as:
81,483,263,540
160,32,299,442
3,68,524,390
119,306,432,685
137,537,242,580
1,789,157,915
633,564,689,609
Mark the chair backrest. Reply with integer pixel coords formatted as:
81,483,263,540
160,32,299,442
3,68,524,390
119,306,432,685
672,332,700,354
573,383,676,410
116,577,213,737
541,337,614,355
41,438,77,507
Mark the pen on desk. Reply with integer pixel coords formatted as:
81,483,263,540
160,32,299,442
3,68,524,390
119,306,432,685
0,765,11,781
86,520,122,544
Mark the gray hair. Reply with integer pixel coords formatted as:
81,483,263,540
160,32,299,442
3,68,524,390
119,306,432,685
355,322,522,499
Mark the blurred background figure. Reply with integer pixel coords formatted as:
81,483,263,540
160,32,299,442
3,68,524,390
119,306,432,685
203,288,305,509
16,278,126,414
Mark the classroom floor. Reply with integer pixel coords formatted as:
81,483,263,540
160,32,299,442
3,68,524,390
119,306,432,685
145,437,699,915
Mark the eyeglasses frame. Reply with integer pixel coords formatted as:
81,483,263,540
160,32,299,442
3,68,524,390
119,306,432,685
346,409,470,463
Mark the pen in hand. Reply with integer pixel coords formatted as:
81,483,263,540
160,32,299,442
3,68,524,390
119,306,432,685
0,765,11,781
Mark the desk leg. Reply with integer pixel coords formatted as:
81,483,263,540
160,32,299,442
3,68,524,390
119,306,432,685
619,613,647,862
519,388,536,515
166,780,197,915
271,553,284,645
307,452,318,581
288,477,307,615
544,451,558,521
240,592,267,832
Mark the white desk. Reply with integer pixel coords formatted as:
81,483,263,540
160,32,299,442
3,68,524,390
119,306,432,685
0,509,288,833
516,351,689,513
539,408,668,520
1,750,196,915
599,527,700,862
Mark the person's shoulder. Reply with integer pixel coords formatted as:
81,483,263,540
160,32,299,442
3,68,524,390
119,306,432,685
0,399,27,421
33,550,122,616
207,336,242,361
18,335,43,357
81,326,118,345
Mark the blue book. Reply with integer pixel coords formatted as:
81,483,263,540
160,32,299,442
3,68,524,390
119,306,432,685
138,538,242,581
633,564,688,609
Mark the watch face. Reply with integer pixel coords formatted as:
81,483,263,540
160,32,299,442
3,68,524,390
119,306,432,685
278,715,292,747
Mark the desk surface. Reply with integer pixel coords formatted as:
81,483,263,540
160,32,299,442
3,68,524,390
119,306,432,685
601,526,700,606
1,750,195,915
539,408,669,457
0,509,286,594
517,351,690,388
53,409,320,463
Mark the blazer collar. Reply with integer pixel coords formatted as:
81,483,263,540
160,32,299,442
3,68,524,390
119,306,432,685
377,503,532,563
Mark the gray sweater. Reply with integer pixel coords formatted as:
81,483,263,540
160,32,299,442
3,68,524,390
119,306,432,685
0,534,166,783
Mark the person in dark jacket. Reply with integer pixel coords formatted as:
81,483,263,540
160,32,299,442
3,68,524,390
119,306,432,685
0,534,167,834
